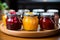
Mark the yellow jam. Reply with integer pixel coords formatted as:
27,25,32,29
2,15,7,26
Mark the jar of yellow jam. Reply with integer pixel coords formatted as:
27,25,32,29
22,12,38,31
2,10,8,26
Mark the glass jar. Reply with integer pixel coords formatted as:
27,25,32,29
22,12,38,31
6,10,21,30
47,9,59,27
2,10,8,26
40,13,55,30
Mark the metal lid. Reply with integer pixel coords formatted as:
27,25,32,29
9,9,15,12
18,9,23,14
33,9,45,12
3,10,8,15
24,9,30,13
16,12,20,15
40,12,54,16
9,10,16,14
47,9,59,13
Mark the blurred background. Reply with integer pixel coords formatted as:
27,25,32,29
0,0,60,16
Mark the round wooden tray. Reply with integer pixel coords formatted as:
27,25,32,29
0,24,60,37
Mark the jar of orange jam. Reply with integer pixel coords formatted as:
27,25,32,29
22,12,38,31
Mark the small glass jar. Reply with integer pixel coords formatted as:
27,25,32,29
22,12,38,31
40,13,55,30
6,10,21,30
2,10,8,26
47,9,59,27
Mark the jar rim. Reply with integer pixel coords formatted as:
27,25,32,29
24,12,38,16
40,12,54,16
47,9,59,13
33,9,45,12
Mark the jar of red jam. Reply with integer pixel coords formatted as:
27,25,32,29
6,10,21,30
40,13,54,30
47,9,59,28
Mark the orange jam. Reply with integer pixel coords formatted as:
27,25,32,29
23,12,38,31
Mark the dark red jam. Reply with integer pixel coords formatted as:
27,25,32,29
6,12,21,30
40,17,54,30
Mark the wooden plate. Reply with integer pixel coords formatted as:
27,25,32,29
0,24,60,37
